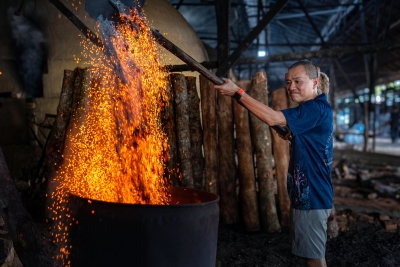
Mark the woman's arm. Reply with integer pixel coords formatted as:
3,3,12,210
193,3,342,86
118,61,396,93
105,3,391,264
214,78,287,126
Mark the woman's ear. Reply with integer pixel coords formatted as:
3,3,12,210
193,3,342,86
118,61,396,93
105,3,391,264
313,77,319,89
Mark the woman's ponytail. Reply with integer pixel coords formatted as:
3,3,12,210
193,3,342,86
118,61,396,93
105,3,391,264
318,71,329,95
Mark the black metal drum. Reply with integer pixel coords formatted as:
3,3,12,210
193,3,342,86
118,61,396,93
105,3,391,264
69,186,219,267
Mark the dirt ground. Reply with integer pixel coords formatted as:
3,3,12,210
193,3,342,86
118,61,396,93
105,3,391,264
29,197,400,267
20,164,400,267
216,211,400,267
215,150,400,267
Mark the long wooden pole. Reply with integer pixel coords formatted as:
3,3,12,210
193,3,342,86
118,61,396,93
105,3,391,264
186,76,205,190
217,89,239,224
248,72,280,232
162,81,179,185
234,80,260,232
270,88,290,227
45,69,76,180
169,74,194,188
199,75,219,194
45,69,77,217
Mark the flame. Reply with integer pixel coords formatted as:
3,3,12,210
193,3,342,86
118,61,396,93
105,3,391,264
49,5,170,266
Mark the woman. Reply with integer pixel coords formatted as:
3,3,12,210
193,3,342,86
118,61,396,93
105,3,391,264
214,60,333,267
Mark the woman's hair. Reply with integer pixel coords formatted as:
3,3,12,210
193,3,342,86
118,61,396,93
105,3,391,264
288,60,330,95
318,71,329,95
288,60,318,79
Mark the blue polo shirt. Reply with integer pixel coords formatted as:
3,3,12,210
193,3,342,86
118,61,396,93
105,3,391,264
281,93,333,210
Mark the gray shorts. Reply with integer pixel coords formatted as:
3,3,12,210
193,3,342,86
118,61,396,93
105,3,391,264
290,208,331,259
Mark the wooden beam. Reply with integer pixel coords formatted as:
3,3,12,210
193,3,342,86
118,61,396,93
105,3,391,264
166,41,400,71
296,0,326,44
175,0,185,10
216,0,289,76
215,0,231,77
237,42,400,63
49,0,103,48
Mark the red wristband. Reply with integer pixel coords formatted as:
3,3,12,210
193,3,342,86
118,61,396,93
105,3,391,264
233,88,245,101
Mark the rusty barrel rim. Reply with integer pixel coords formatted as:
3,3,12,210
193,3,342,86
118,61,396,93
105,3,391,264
68,186,220,207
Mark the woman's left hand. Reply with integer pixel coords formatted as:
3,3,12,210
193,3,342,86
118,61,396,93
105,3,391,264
214,78,240,97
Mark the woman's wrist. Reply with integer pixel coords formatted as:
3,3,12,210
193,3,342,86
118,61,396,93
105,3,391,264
232,88,245,101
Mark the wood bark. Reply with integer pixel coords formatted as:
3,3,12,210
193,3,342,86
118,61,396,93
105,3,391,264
199,75,219,195
61,68,91,163
162,81,179,185
169,74,194,188
186,76,205,190
45,69,76,212
270,88,291,227
233,41,400,65
248,72,280,232
234,80,260,232
0,149,53,267
217,88,239,225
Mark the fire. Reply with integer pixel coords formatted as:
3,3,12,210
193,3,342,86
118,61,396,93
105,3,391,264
49,6,170,266
61,7,169,204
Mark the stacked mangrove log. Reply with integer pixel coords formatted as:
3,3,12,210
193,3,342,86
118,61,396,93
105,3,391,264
193,71,291,232
163,71,294,231
247,72,280,232
44,67,293,232
271,88,291,227
234,80,260,232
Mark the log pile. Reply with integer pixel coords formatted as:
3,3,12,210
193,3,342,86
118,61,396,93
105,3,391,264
332,149,400,233
167,71,285,231
335,210,400,233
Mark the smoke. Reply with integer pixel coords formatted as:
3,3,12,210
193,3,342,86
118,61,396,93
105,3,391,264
8,7,46,98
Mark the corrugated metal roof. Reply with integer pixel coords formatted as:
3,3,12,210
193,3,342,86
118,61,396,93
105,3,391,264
169,0,400,95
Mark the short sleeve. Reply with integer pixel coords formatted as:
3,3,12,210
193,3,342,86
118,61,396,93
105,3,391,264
281,100,321,136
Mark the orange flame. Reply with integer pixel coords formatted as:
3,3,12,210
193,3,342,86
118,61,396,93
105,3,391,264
49,6,170,266
59,8,169,204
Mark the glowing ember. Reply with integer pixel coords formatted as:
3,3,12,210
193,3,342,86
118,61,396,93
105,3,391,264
49,5,170,265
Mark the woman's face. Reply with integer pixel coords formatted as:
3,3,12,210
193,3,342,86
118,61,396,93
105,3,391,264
285,65,318,105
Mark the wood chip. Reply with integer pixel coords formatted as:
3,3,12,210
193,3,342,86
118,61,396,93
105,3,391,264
384,220,398,233
379,214,390,222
